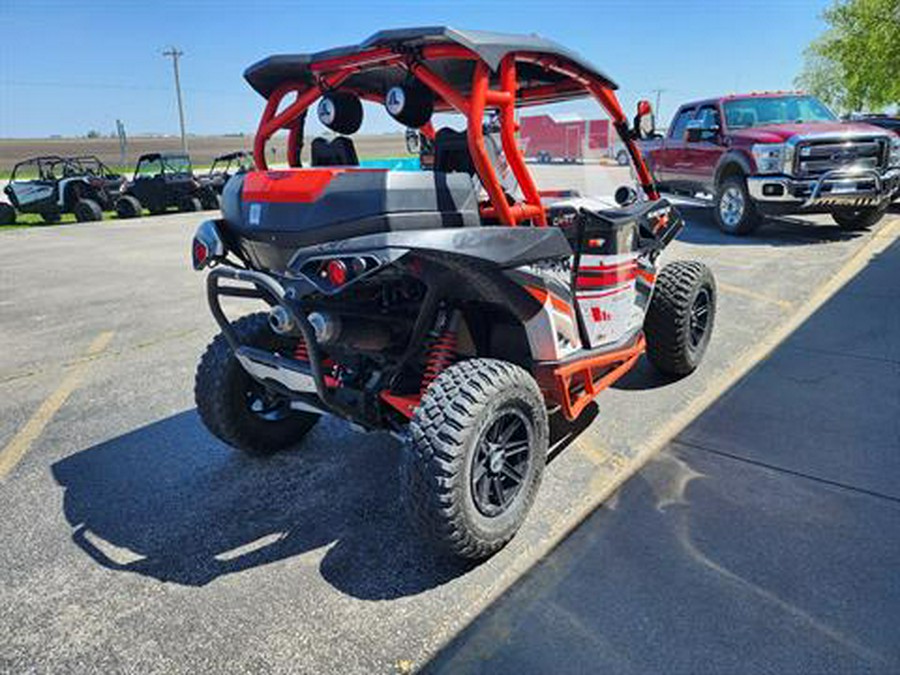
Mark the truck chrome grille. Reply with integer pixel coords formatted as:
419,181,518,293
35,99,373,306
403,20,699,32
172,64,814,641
794,137,887,177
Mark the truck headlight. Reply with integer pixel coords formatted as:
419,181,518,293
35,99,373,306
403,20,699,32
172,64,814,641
752,143,787,174
889,136,900,168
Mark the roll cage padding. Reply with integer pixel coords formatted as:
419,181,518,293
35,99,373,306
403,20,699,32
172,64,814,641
250,34,659,228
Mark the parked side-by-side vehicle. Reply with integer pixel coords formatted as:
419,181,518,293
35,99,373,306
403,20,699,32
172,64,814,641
1,155,125,225
189,27,717,560
115,152,219,218
641,92,900,234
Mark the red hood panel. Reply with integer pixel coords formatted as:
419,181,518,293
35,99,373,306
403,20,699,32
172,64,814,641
731,121,890,144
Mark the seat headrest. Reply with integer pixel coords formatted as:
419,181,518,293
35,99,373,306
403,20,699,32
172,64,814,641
434,128,474,175
311,136,359,167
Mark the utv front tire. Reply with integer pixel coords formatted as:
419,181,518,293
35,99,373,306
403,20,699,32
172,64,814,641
115,195,142,219
179,196,202,212
715,175,760,235
73,198,102,222
402,359,549,560
645,261,716,377
832,205,887,231
195,313,319,455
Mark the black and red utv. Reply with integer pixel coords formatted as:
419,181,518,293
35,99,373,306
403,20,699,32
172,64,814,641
191,28,716,560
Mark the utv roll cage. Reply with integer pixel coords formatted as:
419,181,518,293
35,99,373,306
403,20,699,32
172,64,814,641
9,156,70,181
133,152,193,179
246,27,658,227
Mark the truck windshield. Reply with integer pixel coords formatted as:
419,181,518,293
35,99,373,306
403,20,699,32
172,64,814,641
724,96,836,129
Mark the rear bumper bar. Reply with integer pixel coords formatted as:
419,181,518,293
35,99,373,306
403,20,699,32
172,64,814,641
747,168,900,209
206,266,374,427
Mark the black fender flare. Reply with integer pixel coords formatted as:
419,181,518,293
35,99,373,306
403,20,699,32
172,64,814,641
713,151,753,190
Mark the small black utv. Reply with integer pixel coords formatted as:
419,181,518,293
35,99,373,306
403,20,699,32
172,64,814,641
115,152,216,218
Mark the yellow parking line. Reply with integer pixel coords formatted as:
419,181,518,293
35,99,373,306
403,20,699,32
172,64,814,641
0,331,114,480
718,282,794,310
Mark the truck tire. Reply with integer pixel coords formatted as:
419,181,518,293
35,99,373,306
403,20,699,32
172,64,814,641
401,358,548,560
832,205,887,231
73,198,102,222
714,175,761,235
0,203,15,225
115,195,142,219
179,196,202,212
195,312,320,455
645,261,716,377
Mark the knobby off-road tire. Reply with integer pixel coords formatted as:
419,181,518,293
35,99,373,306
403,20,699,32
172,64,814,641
73,198,102,222
41,209,61,224
195,312,319,455
0,203,16,225
115,195,142,219
645,261,716,377
402,358,549,560
832,205,887,231
715,175,761,235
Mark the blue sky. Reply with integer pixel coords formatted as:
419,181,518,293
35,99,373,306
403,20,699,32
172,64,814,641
0,0,831,138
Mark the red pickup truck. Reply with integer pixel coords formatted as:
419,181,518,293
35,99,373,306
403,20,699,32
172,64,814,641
640,92,900,235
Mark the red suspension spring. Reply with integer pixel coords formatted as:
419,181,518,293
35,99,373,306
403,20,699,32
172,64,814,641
421,329,458,395
294,336,309,362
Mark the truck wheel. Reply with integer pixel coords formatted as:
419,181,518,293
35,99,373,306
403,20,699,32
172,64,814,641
401,358,549,560
645,261,716,377
832,205,887,231
714,175,760,235
115,195,142,219
0,203,16,225
73,198,102,222
179,196,202,212
41,210,61,224
195,313,319,455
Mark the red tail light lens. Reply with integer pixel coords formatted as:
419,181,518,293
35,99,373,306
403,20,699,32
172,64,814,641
192,239,209,269
326,259,348,286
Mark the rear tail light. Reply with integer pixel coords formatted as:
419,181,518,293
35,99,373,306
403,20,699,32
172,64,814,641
326,259,348,286
191,220,226,270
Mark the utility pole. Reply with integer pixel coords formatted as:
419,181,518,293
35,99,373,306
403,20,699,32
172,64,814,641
651,88,665,116
163,47,187,153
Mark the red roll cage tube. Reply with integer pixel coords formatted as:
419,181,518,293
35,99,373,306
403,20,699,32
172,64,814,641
252,44,659,227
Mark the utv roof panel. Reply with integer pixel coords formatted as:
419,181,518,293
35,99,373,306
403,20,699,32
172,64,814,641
244,26,617,103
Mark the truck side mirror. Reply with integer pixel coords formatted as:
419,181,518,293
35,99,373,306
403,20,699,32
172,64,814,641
634,100,656,140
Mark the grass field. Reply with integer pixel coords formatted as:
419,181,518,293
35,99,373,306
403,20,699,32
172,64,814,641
0,134,410,176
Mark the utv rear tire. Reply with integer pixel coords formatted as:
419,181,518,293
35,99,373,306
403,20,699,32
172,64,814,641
73,198,102,222
0,203,15,225
401,359,549,560
195,312,319,455
832,205,887,231
115,195,142,219
200,190,221,211
41,210,61,224
645,261,716,377
179,196,202,212
715,175,760,235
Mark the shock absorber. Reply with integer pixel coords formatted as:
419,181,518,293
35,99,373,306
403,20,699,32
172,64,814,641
420,309,461,395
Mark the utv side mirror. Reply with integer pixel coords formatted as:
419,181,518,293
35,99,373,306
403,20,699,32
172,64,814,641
634,100,656,140
685,118,720,143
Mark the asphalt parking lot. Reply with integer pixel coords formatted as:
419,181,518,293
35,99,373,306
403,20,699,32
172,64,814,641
1,165,898,673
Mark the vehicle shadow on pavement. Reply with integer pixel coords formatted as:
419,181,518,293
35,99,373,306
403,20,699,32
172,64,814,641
675,205,864,247
51,411,475,599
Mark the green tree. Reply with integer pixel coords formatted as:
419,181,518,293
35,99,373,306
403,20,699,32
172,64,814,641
796,0,900,112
